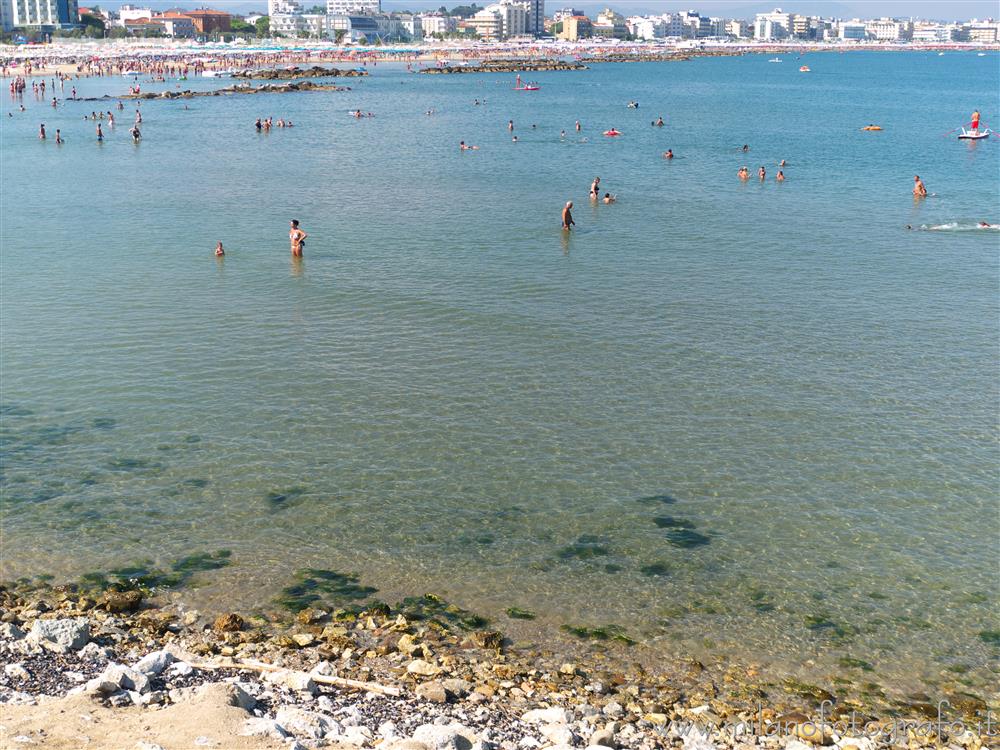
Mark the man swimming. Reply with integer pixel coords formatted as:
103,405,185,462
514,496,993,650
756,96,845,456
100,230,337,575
602,193,616,204
776,170,785,181
561,201,575,231
664,149,673,159
654,116,664,127
289,219,307,257
913,175,927,197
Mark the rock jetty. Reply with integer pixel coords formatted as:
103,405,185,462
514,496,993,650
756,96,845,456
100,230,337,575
121,81,351,100
422,60,587,74
231,65,368,80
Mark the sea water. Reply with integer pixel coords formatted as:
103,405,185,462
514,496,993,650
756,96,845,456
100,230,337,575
1,50,998,695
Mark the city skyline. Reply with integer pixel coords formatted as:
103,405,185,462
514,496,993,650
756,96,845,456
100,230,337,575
84,0,1000,22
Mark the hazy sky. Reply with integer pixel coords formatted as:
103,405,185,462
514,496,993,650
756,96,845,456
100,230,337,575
105,0,999,22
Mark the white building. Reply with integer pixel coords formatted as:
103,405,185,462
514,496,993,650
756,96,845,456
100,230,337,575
246,13,265,24
327,12,380,40
268,0,300,16
838,20,866,40
269,11,303,35
754,8,793,40
630,17,665,40
418,13,454,35
327,0,378,15
551,7,580,23
466,7,503,39
865,18,911,41
7,0,78,26
911,22,950,42
118,4,152,24
397,13,421,38
968,20,998,42
726,19,750,38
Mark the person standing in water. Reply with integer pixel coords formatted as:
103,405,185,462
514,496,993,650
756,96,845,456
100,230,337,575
776,170,785,182
561,201,575,231
590,176,601,199
289,220,307,257
575,120,581,132
215,242,225,257
38,123,46,140
663,149,673,159
508,119,514,131
913,175,927,197
96,122,104,142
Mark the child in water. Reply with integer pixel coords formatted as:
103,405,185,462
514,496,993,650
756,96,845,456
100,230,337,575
215,242,225,257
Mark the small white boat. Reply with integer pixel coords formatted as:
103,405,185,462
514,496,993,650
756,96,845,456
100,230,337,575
958,128,991,140
938,52,945,56
978,52,987,56
121,70,140,76
768,57,782,63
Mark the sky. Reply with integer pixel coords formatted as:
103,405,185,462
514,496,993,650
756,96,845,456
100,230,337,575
102,0,999,22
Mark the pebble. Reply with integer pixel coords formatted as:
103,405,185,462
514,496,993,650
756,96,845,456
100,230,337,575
416,681,451,704
26,618,90,652
132,649,175,676
521,707,571,724
240,717,289,739
4,662,32,680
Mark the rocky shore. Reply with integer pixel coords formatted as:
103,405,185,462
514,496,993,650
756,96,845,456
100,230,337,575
0,583,993,750
231,66,368,80
421,60,587,74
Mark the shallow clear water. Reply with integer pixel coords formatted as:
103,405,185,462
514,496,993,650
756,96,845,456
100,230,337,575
2,51,998,695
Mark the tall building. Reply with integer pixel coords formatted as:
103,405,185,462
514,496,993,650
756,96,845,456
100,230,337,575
518,0,541,35
754,8,793,40
268,0,301,16
326,0,378,15
6,0,78,27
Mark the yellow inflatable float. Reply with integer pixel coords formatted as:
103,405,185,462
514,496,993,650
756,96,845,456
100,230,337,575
861,125,883,131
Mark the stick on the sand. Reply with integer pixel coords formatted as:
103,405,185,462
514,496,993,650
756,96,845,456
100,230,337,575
189,658,402,697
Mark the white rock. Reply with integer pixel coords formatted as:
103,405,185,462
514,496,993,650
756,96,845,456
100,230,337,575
132,650,175,676
339,725,374,746
521,707,572,725
539,724,576,746
168,661,194,677
516,739,541,749
4,663,31,680
78,642,112,661
135,742,167,750
379,720,400,739
589,727,616,748
26,618,90,652
407,659,441,677
240,718,290,739
412,723,477,750
601,702,623,718
265,669,319,695
193,737,213,746
0,623,26,640
274,706,339,739
98,664,151,694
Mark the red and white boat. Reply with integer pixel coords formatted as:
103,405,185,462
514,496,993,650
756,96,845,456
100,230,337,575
514,74,539,91
958,127,991,140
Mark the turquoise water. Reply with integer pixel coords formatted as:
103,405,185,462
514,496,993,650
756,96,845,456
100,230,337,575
2,51,998,695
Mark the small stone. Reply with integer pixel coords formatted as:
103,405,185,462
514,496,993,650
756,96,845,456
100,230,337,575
521,707,571,724
132,649,175,676
135,742,167,750
416,681,450,703
397,634,420,654
642,713,669,726
0,623,26,640
275,706,339,739
559,663,578,675
292,633,316,647
793,723,834,745
264,669,318,695
213,613,244,633
390,742,431,750
602,701,623,718
182,610,200,626
297,608,328,625
540,724,577,746
101,589,143,613
379,721,399,739
341,725,374,746
441,678,473,698
4,663,31,680
590,728,617,748
407,659,441,677
411,723,476,750
78,642,112,661
169,661,194,676
98,663,151,694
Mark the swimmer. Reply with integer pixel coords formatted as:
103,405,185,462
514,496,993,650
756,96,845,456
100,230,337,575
738,166,749,181
742,144,749,152
459,140,478,151
130,125,141,142
51,97,57,107
758,166,766,180
913,175,927,198
664,149,673,159
654,116,664,127
979,221,995,228
96,122,103,141
779,159,787,167
590,176,601,198
512,135,518,143
575,120,581,132
560,130,566,138
38,123,45,140
255,118,262,131
561,201,575,231
289,219,307,257
776,170,785,181
215,241,225,257
531,123,536,129
508,119,514,131
602,192,616,204
55,129,62,144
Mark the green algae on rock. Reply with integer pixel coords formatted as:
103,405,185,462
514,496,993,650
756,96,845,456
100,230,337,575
561,624,637,645
275,569,377,613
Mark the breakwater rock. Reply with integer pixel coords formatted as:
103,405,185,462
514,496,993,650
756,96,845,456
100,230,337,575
121,81,350,100
231,65,368,80
422,59,587,74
